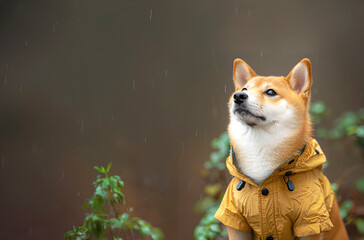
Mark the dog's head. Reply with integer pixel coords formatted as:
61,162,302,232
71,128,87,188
229,58,312,131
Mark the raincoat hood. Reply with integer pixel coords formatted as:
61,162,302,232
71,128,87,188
215,138,335,239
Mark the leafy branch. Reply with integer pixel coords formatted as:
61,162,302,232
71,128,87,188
64,163,164,240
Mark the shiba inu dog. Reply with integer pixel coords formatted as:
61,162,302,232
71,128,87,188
214,59,349,240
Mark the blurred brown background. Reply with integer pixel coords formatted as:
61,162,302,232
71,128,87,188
0,0,363,239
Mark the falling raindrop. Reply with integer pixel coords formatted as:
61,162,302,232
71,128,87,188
29,227,32,236
80,120,84,132
132,79,135,90
25,41,28,47
181,142,184,154
248,9,251,17
213,107,218,118
224,85,227,93
4,74,7,85
149,9,153,21
260,51,263,58
145,137,147,143
165,68,168,77
77,192,80,197
112,112,115,120
235,6,239,16
195,129,198,137
188,178,194,191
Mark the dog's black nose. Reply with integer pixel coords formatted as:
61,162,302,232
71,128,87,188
234,92,248,104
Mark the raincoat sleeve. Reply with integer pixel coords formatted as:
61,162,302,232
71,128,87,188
292,181,334,237
214,179,252,233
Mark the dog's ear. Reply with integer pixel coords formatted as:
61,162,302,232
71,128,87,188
233,59,257,90
287,58,312,96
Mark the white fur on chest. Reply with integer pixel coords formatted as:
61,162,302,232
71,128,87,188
229,115,295,185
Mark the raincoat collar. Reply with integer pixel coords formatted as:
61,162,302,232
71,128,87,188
227,138,326,187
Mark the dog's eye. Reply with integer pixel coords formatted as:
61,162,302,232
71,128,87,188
241,88,247,91
265,89,277,96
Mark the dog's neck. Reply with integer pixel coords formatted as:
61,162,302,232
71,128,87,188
228,117,306,185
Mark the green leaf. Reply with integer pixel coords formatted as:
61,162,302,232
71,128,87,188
204,161,212,169
211,138,220,149
82,200,90,210
221,228,228,237
356,177,364,193
104,177,110,187
339,200,353,219
316,128,328,138
328,128,344,139
356,125,364,138
204,183,221,196
310,101,326,115
106,163,112,173
322,161,329,171
94,166,104,173
354,218,364,234
209,223,220,232
110,214,129,230
336,112,358,130
210,152,220,164
95,186,108,201
331,182,339,194
194,197,216,213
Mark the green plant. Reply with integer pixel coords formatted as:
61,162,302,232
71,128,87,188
194,206,227,240
313,104,364,148
64,163,164,240
194,102,364,239
194,132,230,240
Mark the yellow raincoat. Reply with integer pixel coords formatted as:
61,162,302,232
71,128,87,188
215,138,336,239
